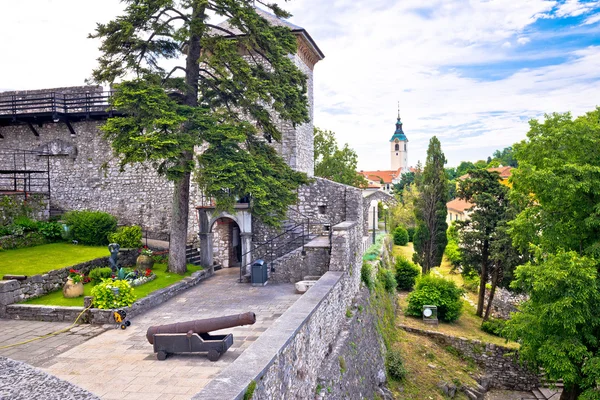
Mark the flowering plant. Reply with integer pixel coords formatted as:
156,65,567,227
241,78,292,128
145,268,152,277
140,246,153,257
68,269,84,284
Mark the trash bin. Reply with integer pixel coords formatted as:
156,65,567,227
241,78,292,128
251,259,268,286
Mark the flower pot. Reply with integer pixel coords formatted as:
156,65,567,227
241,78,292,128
136,254,154,270
63,278,84,298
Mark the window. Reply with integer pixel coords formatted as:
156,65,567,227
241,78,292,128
395,143,399,151
404,143,406,151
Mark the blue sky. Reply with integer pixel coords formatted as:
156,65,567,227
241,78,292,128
0,0,599,168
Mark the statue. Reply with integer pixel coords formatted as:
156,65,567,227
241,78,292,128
108,243,120,272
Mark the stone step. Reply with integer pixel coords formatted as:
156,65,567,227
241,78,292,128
539,388,560,399
531,389,545,399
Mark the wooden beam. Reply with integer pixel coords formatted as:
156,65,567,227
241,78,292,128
64,120,77,136
26,122,40,137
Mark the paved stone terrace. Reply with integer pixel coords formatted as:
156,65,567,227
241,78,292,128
0,268,300,400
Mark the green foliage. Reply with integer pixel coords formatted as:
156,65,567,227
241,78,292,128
386,348,407,381
462,273,479,293
491,146,517,168
89,267,113,285
243,380,256,400
413,137,448,273
505,250,600,398
339,356,347,374
390,184,419,233
0,232,47,250
406,275,464,322
480,318,506,338
91,279,136,309
378,268,397,294
395,256,420,291
363,234,385,261
37,222,63,241
393,172,415,196
63,210,117,246
406,227,415,242
393,226,409,246
107,225,142,249
361,261,375,290
91,0,313,272
13,216,39,232
314,128,367,188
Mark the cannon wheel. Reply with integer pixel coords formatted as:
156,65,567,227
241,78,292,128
207,350,221,362
157,351,167,361
120,324,127,330
125,321,131,327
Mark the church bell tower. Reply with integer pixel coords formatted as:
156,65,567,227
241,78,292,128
390,108,408,172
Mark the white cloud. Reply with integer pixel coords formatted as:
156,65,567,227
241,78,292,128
583,12,600,23
517,37,531,45
555,0,598,17
502,41,512,48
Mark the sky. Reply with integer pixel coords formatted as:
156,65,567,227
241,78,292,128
1,0,599,168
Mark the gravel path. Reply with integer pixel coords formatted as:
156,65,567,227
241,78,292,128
0,356,99,400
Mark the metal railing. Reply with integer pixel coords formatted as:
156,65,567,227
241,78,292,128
0,149,51,198
0,91,115,118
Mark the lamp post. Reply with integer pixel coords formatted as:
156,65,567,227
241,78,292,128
372,205,376,244
383,204,388,233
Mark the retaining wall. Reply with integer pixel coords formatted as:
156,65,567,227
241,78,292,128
0,250,137,318
399,325,539,391
4,266,214,323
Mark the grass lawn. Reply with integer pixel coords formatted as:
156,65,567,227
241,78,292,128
23,263,202,307
390,330,480,399
0,243,108,278
392,242,414,260
392,243,518,348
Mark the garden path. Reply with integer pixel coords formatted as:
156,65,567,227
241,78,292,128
1,267,300,400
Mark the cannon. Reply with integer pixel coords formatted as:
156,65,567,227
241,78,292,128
146,312,256,361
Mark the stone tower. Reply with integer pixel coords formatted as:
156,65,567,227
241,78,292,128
390,111,408,172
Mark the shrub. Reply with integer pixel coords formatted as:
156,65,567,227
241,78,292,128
89,267,113,285
108,225,142,249
13,216,39,232
361,261,374,290
0,195,45,226
481,318,507,338
393,226,409,246
406,274,464,322
38,221,63,241
91,279,136,309
0,231,47,250
63,210,117,246
462,273,479,293
407,227,415,242
385,347,407,380
395,256,420,290
445,239,462,271
378,268,397,293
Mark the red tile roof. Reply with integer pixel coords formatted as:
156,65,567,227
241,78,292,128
359,168,402,184
446,198,473,213
458,166,513,181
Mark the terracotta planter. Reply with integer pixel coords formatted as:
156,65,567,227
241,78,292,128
63,278,84,298
136,254,155,270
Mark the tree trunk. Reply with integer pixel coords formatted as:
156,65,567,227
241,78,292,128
483,265,499,321
476,240,489,317
168,166,191,274
167,4,203,274
560,385,581,400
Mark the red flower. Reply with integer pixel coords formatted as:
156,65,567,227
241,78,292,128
69,269,76,273
145,268,152,277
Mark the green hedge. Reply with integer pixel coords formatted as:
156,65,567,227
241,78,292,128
393,226,409,246
0,231,48,250
406,274,464,322
108,225,142,249
64,210,117,246
395,256,420,291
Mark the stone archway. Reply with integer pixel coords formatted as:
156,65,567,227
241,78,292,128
362,190,398,236
210,217,242,268
197,207,252,272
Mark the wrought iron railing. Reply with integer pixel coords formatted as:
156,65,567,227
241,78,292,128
0,149,51,198
0,91,115,118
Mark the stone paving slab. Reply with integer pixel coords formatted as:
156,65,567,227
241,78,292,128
38,268,300,399
0,320,106,367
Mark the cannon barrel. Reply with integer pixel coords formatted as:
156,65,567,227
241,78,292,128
146,312,256,344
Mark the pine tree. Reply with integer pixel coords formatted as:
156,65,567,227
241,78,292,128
413,137,448,274
89,1,311,273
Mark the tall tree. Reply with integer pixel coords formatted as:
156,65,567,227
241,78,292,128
392,171,415,198
313,128,367,187
507,109,600,399
457,169,510,317
413,137,448,274
492,146,517,167
90,0,311,273
390,183,419,232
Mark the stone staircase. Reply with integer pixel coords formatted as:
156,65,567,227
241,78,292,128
186,244,202,266
528,383,562,399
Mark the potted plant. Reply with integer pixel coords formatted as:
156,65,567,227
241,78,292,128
136,246,155,271
63,269,85,298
